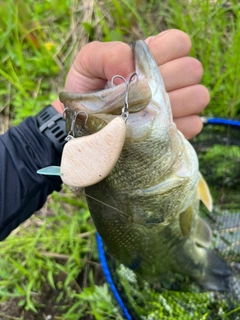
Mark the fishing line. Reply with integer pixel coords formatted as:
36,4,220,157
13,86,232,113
82,192,129,219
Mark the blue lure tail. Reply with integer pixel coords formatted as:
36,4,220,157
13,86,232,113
37,166,61,176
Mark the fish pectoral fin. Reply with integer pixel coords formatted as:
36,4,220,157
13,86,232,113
179,206,194,237
180,205,213,247
192,217,212,248
197,172,213,212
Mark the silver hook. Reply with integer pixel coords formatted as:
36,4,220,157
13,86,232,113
122,73,138,121
129,72,138,85
111,75,127,88
111,73,139,122
64,109,89,141
111,75,129,122
74,111,89,136
64,108,76,141
122,85,129,122
62,107,69,118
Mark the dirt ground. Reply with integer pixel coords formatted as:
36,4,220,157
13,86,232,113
0,261,105,320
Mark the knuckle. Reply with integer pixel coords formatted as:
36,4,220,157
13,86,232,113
74,41,101,73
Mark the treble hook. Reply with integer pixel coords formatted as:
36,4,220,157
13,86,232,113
123,73,138,121
111,75,129,121
62,108,75,141
62,107,69,119
111,73,139,122
111,74,127,88
63,108,88,141
74,111,89,136
129,72,138,84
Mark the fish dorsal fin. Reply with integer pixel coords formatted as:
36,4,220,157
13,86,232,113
192,217,212,248
60,116,126,188
197,172,213,212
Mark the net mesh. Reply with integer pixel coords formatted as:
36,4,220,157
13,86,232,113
97,120,240,320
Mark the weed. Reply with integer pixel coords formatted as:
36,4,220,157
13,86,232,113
161,0,240,116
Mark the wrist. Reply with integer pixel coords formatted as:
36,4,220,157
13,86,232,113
35,105,67,154
51,98,64,113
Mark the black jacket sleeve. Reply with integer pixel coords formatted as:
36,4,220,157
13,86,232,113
0,116,62,240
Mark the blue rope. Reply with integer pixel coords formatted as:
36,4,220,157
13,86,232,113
203,117,240,127
96,233,132,320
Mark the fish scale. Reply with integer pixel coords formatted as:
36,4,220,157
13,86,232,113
108,122,176,190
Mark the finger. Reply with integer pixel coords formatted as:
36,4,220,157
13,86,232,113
169,85,210,118
65,29,192,93
65,41,133,93
145,29,192,65
160,57,203,92
174,115,203,139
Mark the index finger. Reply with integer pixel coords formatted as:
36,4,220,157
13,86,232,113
146,29,192,65
65,29,192,93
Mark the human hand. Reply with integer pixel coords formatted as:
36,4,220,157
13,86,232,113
52,29,209,139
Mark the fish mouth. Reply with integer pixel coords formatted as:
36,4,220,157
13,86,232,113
59,78,151,117
59,40,156,119
59,41,158,126
60,40,170,137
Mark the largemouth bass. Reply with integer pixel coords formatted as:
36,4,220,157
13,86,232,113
60,40,231,291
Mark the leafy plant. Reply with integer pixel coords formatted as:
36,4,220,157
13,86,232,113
162,0,240,117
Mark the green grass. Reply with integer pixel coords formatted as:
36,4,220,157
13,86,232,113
0,0,240,319
163,0,240,117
